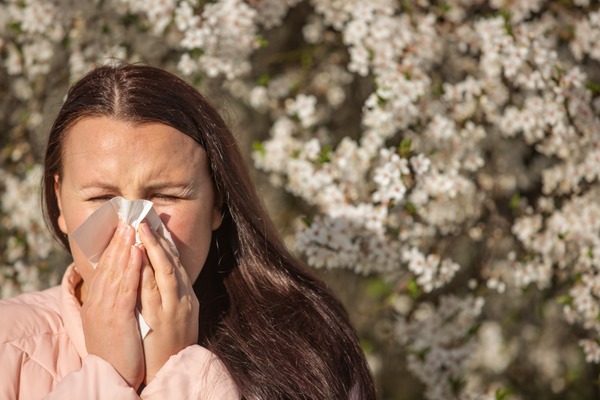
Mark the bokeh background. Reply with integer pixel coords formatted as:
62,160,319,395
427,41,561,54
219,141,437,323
2,1,600,399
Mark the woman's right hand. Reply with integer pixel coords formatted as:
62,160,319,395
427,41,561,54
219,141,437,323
80,221,145,390
136,222,200,385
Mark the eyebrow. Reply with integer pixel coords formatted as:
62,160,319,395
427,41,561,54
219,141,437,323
78,182,194,191
78,182,119,191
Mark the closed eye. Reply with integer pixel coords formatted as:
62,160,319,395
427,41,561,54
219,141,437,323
88,195,114,202
151,194,180,201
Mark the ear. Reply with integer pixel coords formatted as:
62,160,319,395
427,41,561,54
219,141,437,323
211,190,224,231
54,174,68,235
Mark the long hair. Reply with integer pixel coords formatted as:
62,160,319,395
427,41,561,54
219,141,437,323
42,63,376,399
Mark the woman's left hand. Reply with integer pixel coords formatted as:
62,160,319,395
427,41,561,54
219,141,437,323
137,222,200,385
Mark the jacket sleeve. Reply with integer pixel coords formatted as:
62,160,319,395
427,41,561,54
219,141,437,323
43,355,139,400
44,346,240,400
0,342,23,400
141,345,240,399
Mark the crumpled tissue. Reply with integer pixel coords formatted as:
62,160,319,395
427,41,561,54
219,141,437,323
71,196,179,339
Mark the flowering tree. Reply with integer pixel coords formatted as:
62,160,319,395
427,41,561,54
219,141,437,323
2,0,600,398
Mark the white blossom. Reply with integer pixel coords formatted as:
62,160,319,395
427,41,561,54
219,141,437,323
2,0,600,397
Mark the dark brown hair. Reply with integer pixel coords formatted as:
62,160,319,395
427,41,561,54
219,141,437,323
43,63,376,399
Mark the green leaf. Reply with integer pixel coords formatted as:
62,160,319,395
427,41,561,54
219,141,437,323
434,82,444,97
257,74,270,86
407,279,421,299
192,74,204,87
439,3,451,13
365,278,393,300
121,13,140,27
8,21,22,35
557,231,568,240
398,139,412,158
411,346,430,361
450,377,465,395
556,295,573,305
495,387,512,400
360,338,374,354
468,322,482,336
318,145,332,164
500,10,513,36
301,215,312,227
191,48,204,58
376,94,388,107
256,35,269,48
252,141,265,154
586,82,600,95
509,192,520,210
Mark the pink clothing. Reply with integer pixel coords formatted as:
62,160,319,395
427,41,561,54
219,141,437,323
0,264,240,400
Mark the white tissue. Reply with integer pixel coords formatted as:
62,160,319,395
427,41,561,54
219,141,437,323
71,196,179,339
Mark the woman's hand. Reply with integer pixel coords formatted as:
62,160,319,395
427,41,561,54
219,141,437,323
137,222,200,385
81,221,145,389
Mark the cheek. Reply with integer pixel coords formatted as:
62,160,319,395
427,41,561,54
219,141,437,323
160,208,215,281
61,200,98,233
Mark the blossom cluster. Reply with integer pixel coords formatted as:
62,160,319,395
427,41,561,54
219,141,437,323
397,295,485,399
2,0,600,398
0,165,59,298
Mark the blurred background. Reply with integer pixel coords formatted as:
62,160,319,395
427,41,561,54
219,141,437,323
2,1,600,398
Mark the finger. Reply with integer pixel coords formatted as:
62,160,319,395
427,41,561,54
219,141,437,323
115,245,143,312
138,222,190,308
140,223,190,281
87,221,135,304
139,247,162,315
82,225,137,336
97,221,135,278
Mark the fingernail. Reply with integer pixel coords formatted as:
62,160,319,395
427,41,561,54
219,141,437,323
121,223,131,237
140,222,151,235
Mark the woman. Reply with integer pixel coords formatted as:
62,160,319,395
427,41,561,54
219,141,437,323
0,63,376,399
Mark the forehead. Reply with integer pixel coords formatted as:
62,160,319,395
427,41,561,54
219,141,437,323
60,116,208,176
64,116,195,145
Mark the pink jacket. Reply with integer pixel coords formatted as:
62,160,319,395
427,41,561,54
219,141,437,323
0,265,240,400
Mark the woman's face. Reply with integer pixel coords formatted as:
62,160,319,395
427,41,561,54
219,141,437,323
54,116,222,285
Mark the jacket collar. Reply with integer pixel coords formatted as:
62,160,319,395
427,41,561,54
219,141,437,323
59,264,88,359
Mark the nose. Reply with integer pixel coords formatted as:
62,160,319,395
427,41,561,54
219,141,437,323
158,212,171,225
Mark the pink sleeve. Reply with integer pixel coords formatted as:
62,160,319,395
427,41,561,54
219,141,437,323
0,343,22,400
141,345,240,399
43,355,139,400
